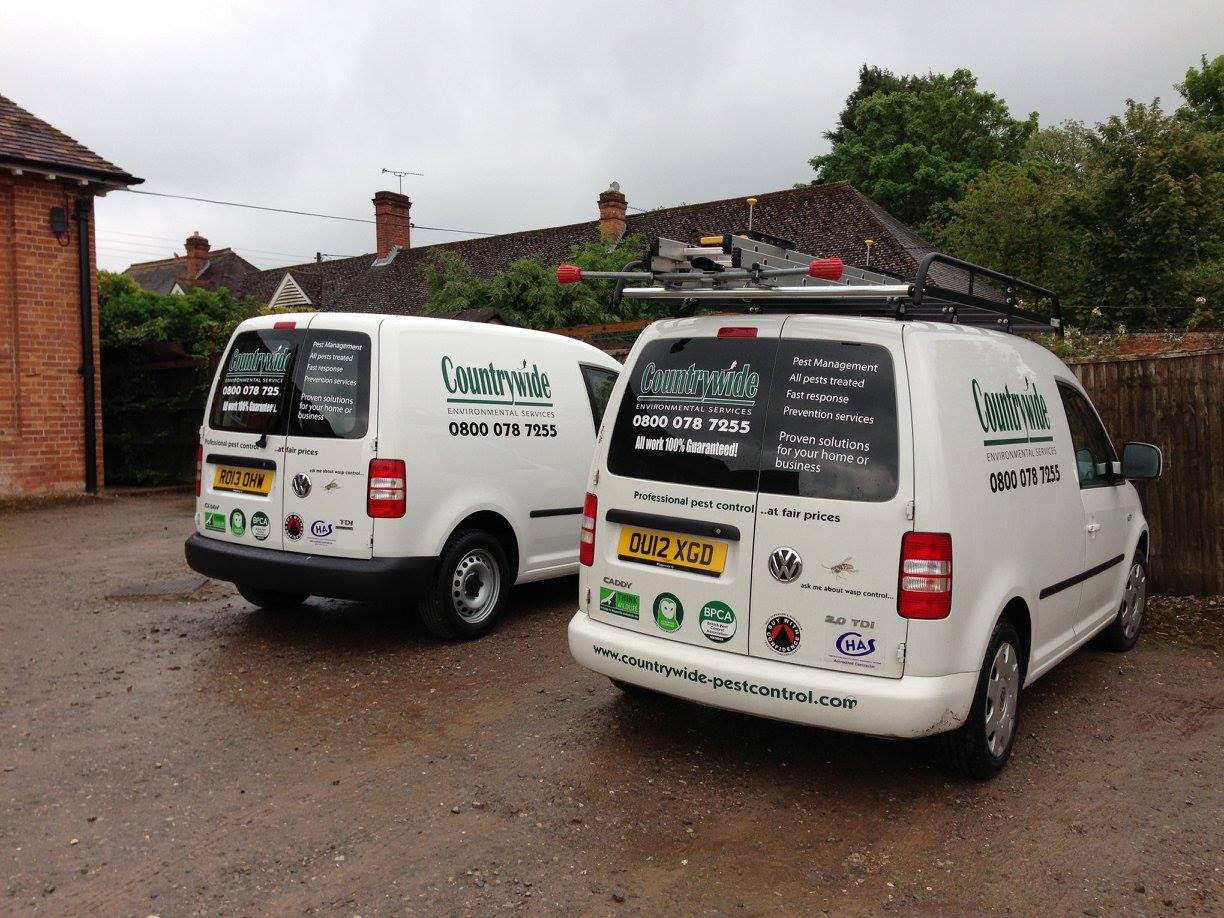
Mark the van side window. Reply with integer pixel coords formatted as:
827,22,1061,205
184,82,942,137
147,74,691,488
580,365,619,428
1056,383,1117,487
208,329,300,434
286,331,372,439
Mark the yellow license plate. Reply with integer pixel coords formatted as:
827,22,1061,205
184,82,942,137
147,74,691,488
212,466,273,495
616,526,728,577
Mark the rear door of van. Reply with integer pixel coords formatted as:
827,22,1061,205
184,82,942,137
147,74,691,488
747,318,913,678
201,322,300,550
278,315,379,560
590,317,786,654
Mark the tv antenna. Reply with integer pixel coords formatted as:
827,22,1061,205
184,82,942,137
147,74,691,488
381,167,424,194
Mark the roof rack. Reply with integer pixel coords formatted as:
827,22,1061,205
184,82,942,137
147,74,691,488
556,232,1062,336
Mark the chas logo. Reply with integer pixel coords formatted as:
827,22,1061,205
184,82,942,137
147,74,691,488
834,631,876,657
310,520,334,538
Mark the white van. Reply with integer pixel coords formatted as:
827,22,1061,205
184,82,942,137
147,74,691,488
564,236,1163,777
185,313,620,639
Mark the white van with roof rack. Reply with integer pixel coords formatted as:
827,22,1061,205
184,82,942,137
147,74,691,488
559,233,1162,777
185,313,620,639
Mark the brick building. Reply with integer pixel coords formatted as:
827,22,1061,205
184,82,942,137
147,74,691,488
0,94,141,498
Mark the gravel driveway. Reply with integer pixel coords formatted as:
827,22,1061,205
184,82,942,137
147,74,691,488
1,492,1219,914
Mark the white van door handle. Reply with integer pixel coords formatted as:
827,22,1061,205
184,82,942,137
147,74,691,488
1086,522,1101,535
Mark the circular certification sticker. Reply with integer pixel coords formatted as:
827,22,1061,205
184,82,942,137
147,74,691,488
765,615,801,654
652,593,684,633
284,513,304,541
250,511,270,541
699,601,736,643
228,509,246,537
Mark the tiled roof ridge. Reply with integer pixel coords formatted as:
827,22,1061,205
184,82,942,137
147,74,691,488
0,93,140,183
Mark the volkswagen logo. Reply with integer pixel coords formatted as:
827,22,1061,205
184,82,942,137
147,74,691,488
291,473,311,498
769,547,803,583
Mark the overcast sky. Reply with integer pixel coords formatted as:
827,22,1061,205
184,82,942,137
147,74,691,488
3,1,1221,272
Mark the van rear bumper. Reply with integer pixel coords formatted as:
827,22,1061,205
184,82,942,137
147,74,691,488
569,613,977,739
185,534,435,601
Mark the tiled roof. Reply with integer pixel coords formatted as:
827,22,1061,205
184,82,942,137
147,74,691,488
123,248,259,295
237,182,938,316
0,94,141,184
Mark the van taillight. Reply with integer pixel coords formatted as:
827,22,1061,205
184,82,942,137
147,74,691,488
579,492,597,566
367,459,406,518
195,444,203,497
898,532,952,619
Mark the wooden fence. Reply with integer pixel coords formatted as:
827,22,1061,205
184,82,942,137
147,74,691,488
1069,348,1224,595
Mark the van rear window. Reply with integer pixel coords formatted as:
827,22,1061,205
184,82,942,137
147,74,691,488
607,336,899,501
758,340,899,502
208,329,299,435
606,338,775,492
287,331,371,439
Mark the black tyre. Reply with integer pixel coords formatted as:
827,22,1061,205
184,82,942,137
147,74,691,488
941,620,1024,779
418,529,509,641
236,584,307,610
1095,556,1147,653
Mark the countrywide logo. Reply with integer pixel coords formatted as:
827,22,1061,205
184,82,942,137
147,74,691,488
441,356,553,407
638,361,760,405
971,378,1053,446
226,346,292,377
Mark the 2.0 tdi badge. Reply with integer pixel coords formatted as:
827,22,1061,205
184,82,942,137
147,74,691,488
768,547,803,583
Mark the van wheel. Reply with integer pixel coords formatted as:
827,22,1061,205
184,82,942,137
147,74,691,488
1096,556,1147,652
236,584,307,610
941,620,1023,779
418,530,509,641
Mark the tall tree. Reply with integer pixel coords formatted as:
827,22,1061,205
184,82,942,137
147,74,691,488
1076,98,1224,326
1176,53,1224,131
933,161,1086,318
810,68,1037,227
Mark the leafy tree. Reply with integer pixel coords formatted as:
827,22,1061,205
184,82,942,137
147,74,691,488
422,234,655,329
1074,98,1224,326
98,271,270,364
810,67,1037,227
1024,119,1096,173
824,65,934,146
933,160,1088,319
1176,53,1224,131
98,272,287,484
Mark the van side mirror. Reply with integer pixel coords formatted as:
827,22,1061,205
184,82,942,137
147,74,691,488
1121,442,1162,480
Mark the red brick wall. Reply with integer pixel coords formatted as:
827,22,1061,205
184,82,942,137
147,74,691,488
0,173,103,497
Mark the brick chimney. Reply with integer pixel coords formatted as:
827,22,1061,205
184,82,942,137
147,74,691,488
598,182,627,240
184,231,209,278
373,190,411,258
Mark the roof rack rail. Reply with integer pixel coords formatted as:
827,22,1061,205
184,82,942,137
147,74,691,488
556,233,1062,336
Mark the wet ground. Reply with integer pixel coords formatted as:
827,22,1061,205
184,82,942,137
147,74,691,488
1,493,1219,915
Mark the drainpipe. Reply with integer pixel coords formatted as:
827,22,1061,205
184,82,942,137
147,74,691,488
74,198,98,494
